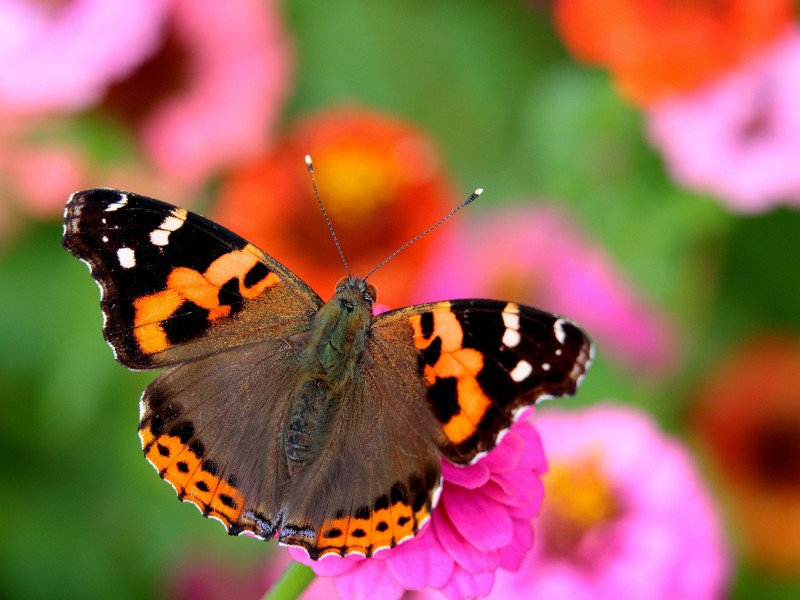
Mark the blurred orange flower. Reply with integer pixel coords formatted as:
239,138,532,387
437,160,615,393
554,0,795,105
213,107,458,307
692,334,800,575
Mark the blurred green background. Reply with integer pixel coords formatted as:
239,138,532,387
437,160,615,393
2,1,800,599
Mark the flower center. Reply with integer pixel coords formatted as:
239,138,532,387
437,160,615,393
540,454,622,562
752,418,800,489
101,25,191,126
314,148,401,223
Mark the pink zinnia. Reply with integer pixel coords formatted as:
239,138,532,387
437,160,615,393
289,416,547,600
485,404,730,600
134,0,291,183
648,27,800,212
415,205,676,376
0,0,169,114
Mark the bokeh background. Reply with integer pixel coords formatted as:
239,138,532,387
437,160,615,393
2,1,800,599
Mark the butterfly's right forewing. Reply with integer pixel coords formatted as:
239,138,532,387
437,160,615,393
374,299,593,465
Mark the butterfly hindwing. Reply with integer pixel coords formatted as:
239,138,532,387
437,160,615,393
374,300,593,464
278,333,444,558
138,340,303,540
62,189,322,369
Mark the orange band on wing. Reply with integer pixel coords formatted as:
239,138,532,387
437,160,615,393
410,303,495,445
313,495,430,557
132,248,279,354
141,426,245,528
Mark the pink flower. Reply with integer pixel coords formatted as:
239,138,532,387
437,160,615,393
289,417,547,600
0,0,292,190
647,27,800,212
0,127,88,218
484,404,730,600
0,0,170,114
133,0,292,183
415,204,677,376
168,550,338,600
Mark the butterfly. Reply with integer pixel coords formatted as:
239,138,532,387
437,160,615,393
62,173,592,560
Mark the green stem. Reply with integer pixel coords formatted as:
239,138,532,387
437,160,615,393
262,561,316,600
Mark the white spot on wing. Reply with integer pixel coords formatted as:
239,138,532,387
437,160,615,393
101,236,108,243
502,304,520,330
150,229,170,246
117,247,136,269
542,362,551,371
502,302,521,348
502,328,521,348
105,194,128,212
554,318,567,344
160,214,186,232
149,208,187,246
510,359,533,382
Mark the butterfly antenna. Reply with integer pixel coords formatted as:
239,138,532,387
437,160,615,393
305,155,351,277
364,188,483,281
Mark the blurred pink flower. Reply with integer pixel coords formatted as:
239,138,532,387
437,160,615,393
168,550,338,600
289,417,547,600
0,115,197,227
0,0,169,114
485,404,729,600
415,205,677,375
0,0,290,199
0,131,88,218
131,0,292,183
648,27,800,212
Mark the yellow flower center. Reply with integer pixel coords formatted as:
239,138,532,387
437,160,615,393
315,149,401,223
540,453,621,559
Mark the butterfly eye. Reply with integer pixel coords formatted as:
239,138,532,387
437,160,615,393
365,283,378,304
334,276,349,291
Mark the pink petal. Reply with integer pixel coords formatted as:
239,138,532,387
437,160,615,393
441,459,490,489
481,429,523,473
433,510,502,573
497,519,534,571
443,487,513,551
333,558,405,600
438,568,496,600
481,470,543,508
386,527,454,590
513,422,548,473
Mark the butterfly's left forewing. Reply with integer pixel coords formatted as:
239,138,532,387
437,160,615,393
62,189,322,369
373,299,593,464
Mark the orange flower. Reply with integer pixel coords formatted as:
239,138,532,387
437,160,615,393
213,108,458,307
691,334,800,575
554,0,795,105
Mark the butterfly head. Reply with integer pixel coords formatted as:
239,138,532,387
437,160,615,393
334,276,378,309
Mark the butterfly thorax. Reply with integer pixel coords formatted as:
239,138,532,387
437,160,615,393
284,277,375,465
